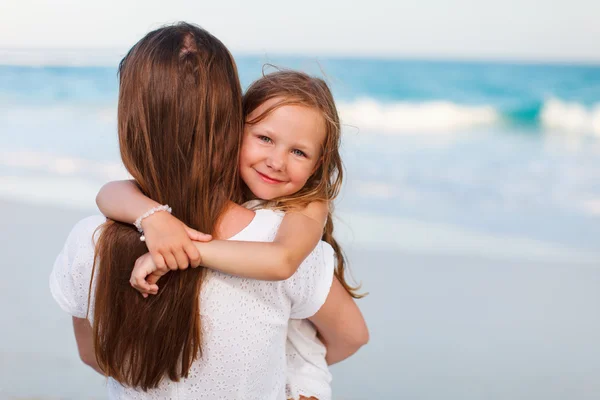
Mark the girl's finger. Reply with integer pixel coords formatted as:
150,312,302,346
184,243,202,267
151,253,168,273
130,264,154,293
184,226,212,242
163,252,178,271
174,249,189,270
146,274,162,289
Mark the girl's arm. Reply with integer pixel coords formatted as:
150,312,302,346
99,180,329,282
192,201,328,280
96,180,206,270
96,180,158,225
136,203,328,292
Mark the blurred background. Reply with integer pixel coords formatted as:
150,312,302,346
1,1,599,399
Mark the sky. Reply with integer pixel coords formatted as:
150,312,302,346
1,0,600,62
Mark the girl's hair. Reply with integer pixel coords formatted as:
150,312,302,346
243,70,364,299
92,22,244,390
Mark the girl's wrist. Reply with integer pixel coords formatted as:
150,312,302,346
135,205,172,241
139,209,169,230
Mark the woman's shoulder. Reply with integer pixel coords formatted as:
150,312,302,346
74,215,107,233
60,214,107,267
57,215,107,276
66,215,107,247
50,215,106,318
285,240,335,319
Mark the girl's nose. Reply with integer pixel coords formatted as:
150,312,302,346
266,153,285,171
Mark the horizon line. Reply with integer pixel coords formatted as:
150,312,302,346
1,47,599,67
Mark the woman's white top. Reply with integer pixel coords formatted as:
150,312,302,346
240,201,333,400
49,210,335,400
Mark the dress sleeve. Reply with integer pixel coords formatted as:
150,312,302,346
285,241,335,319
49,215,105,318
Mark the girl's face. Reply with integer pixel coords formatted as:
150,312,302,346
240,97,326,201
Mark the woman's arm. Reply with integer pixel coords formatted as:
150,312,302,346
72,317,104,375
309,278,369,365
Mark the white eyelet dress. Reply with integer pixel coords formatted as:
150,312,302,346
49,210,334,399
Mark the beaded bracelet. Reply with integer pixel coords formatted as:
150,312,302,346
134,204,172,241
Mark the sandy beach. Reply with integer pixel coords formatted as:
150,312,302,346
1,199,599,399
0,200,106,399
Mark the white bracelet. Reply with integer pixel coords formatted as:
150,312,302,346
134,204,172,241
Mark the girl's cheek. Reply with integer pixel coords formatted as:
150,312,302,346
239,143,254,162
299,165,316,182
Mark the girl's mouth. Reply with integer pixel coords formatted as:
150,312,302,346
255,170,284,184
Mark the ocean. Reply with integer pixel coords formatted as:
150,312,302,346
1,53,600,399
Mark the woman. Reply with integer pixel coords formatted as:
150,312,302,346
49,22,366,399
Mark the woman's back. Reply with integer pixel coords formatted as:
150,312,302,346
84,22,251,388
50,208,335,399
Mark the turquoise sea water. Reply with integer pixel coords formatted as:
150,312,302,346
1,55,600,399
2,57,600,253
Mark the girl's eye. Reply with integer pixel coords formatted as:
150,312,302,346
292,149,307,157
258,135,272,143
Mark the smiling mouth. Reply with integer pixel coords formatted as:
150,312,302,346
255,170,284,184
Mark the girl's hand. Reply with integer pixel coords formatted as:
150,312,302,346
140,211,212,271
130,252,163,297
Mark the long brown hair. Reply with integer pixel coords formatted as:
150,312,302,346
91,22,244,390
243,70,364,299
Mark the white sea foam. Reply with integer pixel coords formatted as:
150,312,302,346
0,175,101,211
540,98,600,135
0,150,128,181
580,198,600,216
338,98,499,134
338,97,600,136
0,150,129,211
354,181,400,199
335,210,600,263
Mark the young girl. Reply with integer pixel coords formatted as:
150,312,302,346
97,70,366,400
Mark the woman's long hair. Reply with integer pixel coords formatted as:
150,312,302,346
91,22,244,390
243,70,364,299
